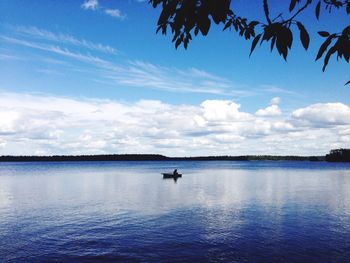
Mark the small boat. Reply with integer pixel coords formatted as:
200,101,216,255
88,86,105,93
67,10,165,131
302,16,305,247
162,173,182,179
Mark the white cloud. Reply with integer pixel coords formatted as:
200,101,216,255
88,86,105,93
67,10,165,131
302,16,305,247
201,100,252,122
107,60,249,96
104,9,126,20
255,97,282,117
1,36,110,66
2,34,250,96
36,68,63,76
81,0,99,10
0,53,21,61
80,0,126,20
255,105,282,117
292,103,350,126
0,92,348,156
14,26,117,54
270,97,281,105
260,85,300,96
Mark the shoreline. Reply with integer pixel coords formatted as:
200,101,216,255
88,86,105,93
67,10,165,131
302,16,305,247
2,148,349,162
0,154,326,162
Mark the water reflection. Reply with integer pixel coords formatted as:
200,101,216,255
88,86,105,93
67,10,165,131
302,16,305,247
1,162,350,215
0,161,350,261
162,176,181,183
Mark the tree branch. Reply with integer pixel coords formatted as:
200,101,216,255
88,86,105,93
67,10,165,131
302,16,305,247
287,0,312,22
263,0,272,24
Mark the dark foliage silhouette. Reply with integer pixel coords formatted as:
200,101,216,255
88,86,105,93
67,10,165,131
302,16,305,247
0,154,324,162
150,0,350,83
325,148,350,161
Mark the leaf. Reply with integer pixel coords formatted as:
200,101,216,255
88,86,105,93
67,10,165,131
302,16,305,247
250,28,256,38
262,23,280,42
194,27,199,36
233,21,238,31
316,35,335,60
318,31,330,37
332,1,343,9
276,37,288,60
198,16,211,36
336,35,350,61
210,0,229,24
249,34,261,57
223,20,232,31
172,33,178,42
248,21,260,28
342,38,350,62
187,33,192,41
322,46,337,71
297,22,309,50
283,27,293,49
175,38,181,49
342,26,350,35
276,27,292,60
270,36,276,51
184,39,188,49
316,1,321,20
289,0,297,12
244,30,251,40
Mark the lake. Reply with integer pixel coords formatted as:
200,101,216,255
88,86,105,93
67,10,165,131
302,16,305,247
1,161,350,262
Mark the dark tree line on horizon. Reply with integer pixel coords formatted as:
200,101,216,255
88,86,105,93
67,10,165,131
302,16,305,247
0,153,326,162
149,0,350,83
325,148,350,161
4,149,350,162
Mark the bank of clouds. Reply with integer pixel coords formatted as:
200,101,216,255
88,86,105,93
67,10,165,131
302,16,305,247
0,92,349,156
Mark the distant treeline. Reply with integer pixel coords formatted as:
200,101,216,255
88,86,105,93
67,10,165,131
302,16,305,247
325,149,350,162
173,155,324,161
0,154,169,162
0,154,325,162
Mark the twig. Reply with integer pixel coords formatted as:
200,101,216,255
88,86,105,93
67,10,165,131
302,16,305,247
263,0,272,24
287,0,312,22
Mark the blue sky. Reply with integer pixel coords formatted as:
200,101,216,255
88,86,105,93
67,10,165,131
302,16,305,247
0,0,350,156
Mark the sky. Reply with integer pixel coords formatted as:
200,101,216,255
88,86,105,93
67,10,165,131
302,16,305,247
0,0,349,156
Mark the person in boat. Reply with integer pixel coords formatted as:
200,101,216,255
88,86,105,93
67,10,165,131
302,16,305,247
173,169,179,176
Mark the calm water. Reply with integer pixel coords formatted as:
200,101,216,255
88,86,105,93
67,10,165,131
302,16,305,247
1,161,350,262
